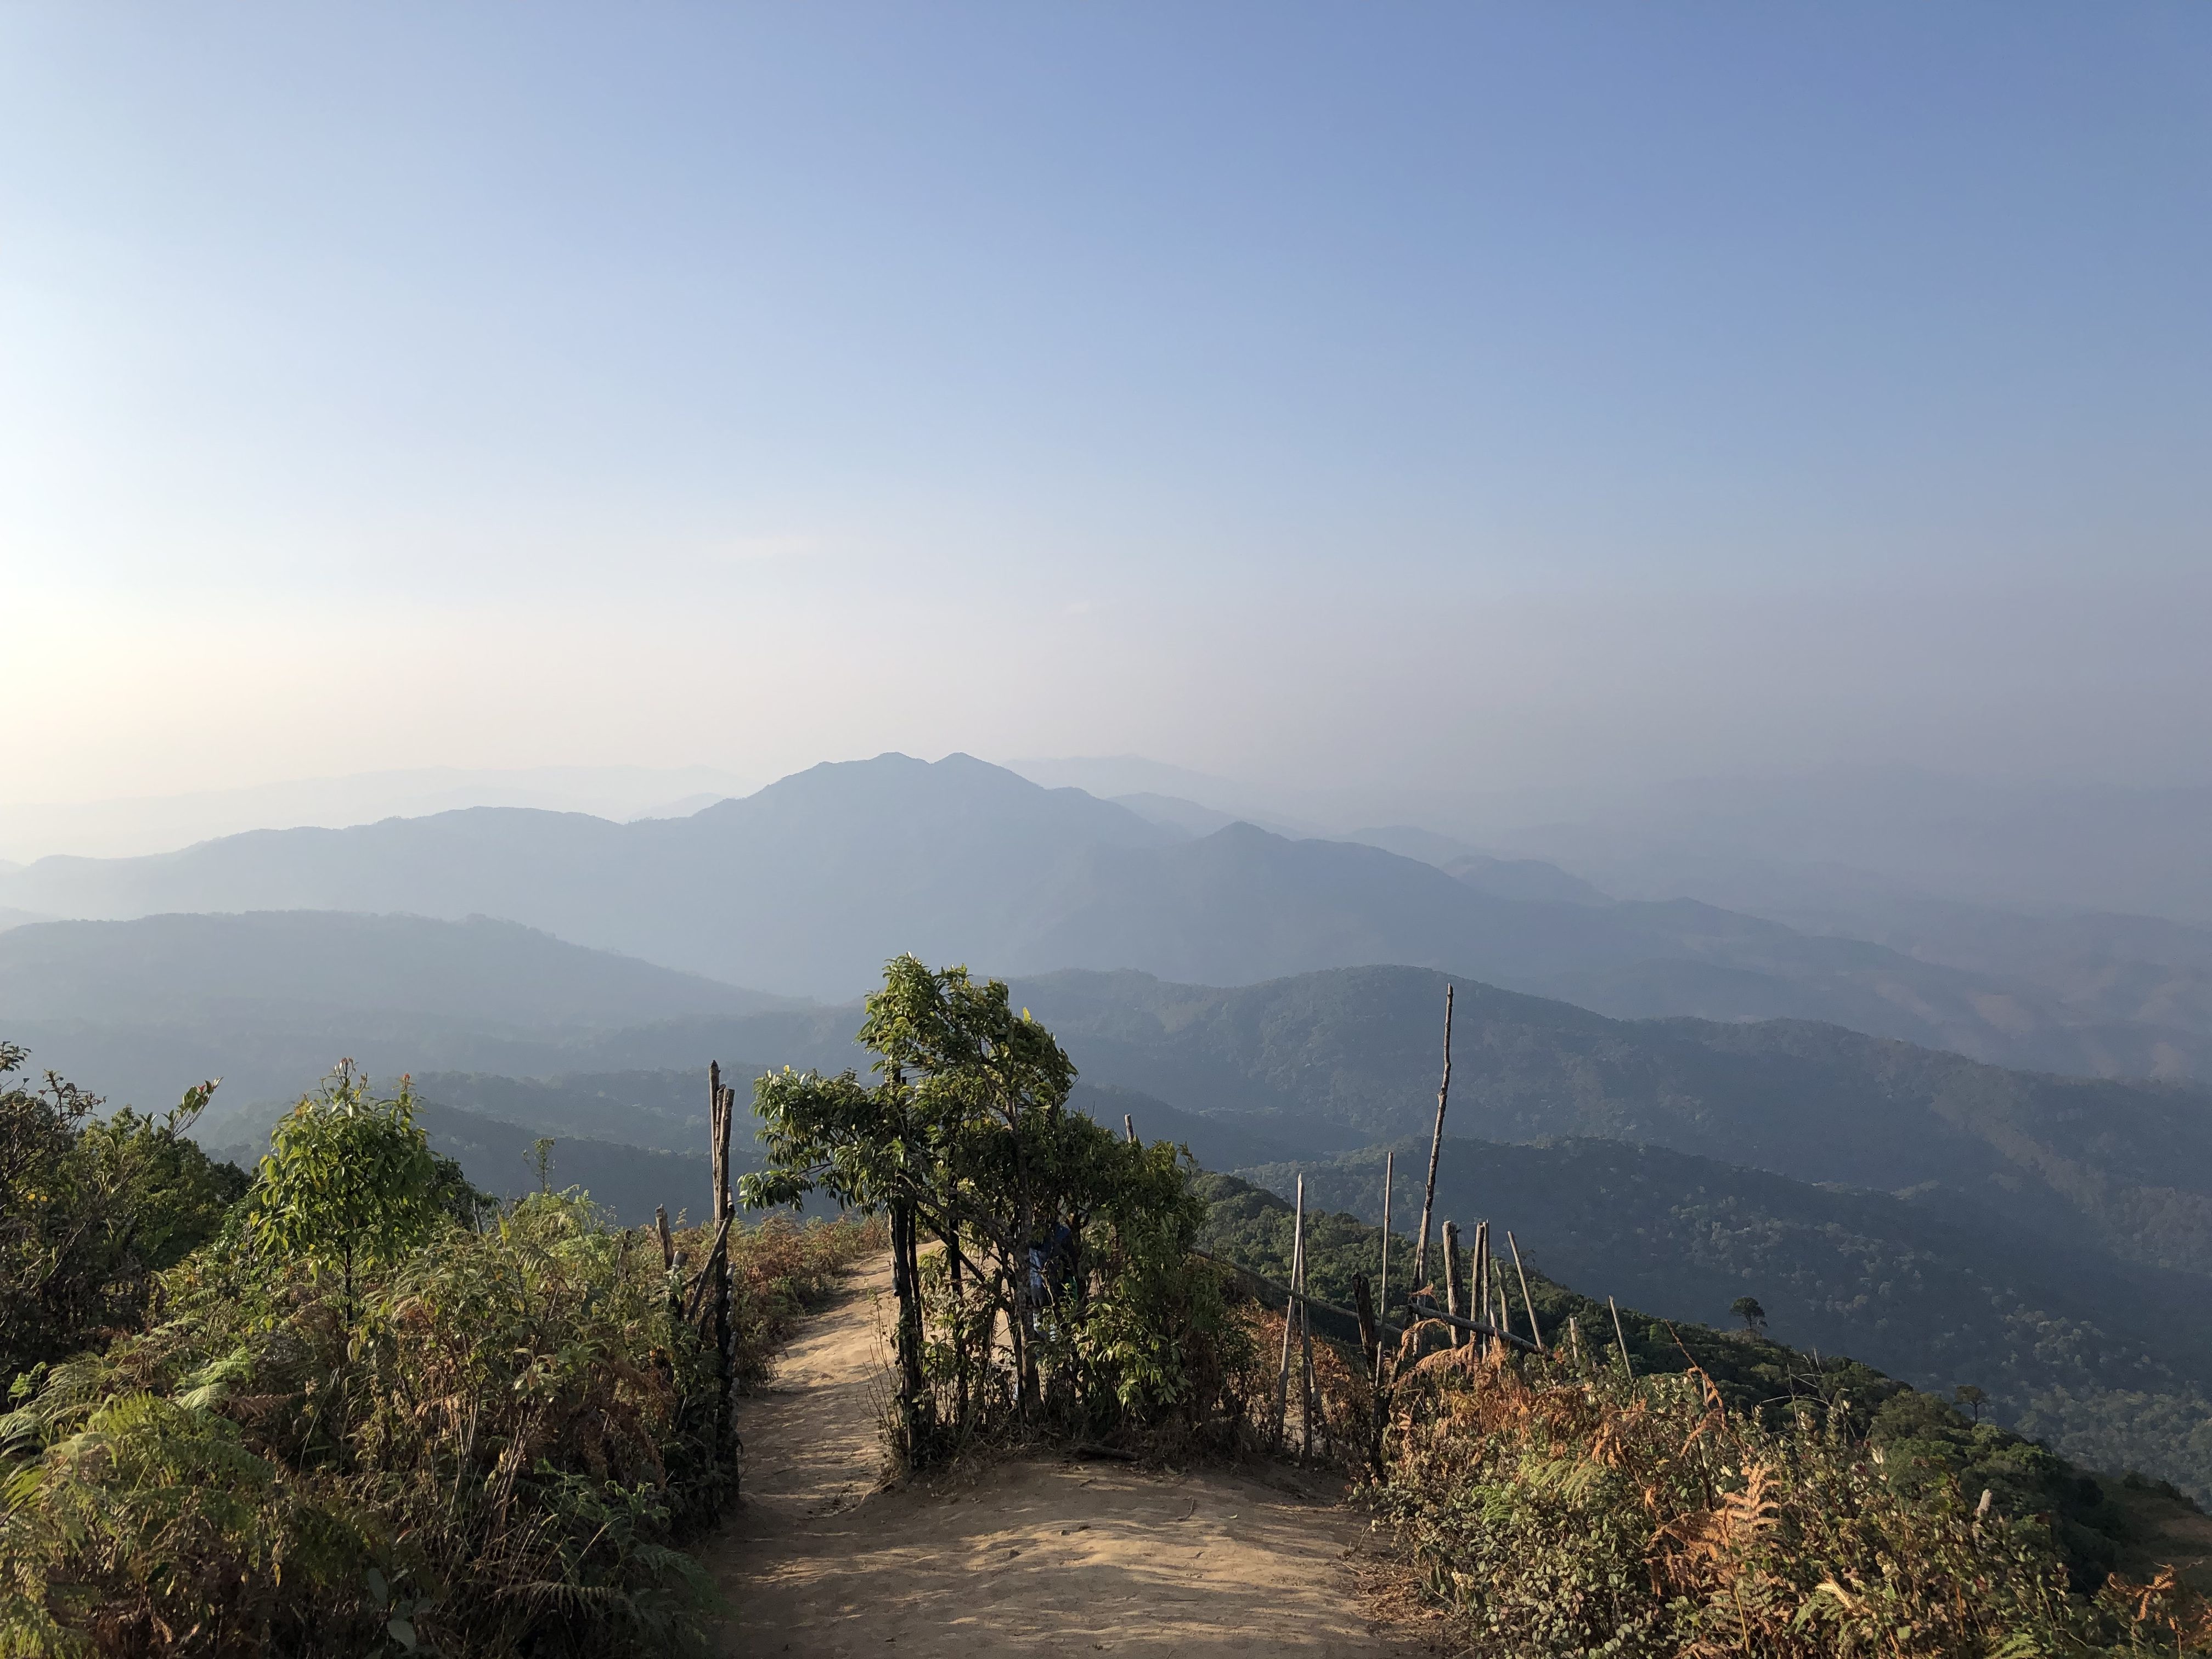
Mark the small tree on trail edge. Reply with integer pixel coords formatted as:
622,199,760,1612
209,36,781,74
1730,1295,1766,1337
742,956,1233,1464
246,1061,478,1315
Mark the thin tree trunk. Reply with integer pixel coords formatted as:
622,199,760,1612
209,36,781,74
943,1224,969,1429
1412,985,1454,1290
887,1201,928,1451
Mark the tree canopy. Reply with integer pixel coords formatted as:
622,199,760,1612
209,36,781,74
743,956,1239,1460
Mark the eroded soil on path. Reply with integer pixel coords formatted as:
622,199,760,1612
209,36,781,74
703,1255,1429,1658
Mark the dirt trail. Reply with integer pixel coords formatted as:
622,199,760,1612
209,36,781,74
704,1255,1427,1658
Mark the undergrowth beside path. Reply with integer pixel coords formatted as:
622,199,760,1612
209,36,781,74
1372,1340,2212,1657
1,1058,883,1659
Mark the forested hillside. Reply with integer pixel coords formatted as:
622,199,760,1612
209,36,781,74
1013,966,2212,1277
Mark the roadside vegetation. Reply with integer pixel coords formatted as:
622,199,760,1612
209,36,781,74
8,970,2211,1657
1200,1168,2212,1654
1,1049,877,1658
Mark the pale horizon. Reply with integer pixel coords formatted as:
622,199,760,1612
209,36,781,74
6,4,2209,814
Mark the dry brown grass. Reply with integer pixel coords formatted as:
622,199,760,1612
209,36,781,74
1366,1342,2212,1657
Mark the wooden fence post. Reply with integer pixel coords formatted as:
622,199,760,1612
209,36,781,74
1274,1174,1305,1446
708,1063,740,1489
1471,1221,1488,1355
1353,1273,1379,1374
1441,1221,1465,1348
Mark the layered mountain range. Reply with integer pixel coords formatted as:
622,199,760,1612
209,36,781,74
8,752,2212,1492
5,753,2208,1080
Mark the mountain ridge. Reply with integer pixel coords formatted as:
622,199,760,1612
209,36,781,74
4,753,2207,1077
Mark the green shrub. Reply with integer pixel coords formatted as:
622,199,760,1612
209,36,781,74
1,1043,247,1391
242,1062,480,1310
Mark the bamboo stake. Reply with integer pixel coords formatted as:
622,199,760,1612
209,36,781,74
1568,1314,1582,1365
1275,1174,1305,1443
1124,1113,1137,1144
654,1206,675,1271
1441,1221,1465,1349
1609,1295,1634,1379
1412,984,1454,1290
1505,1230,1545,1353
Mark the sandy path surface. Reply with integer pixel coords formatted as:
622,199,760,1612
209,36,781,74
705,1255,1428,1658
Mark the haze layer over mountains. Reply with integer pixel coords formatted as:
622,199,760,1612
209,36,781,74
7,753,2211,1084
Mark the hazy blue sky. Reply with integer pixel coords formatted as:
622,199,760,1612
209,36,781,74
5,4,2208,807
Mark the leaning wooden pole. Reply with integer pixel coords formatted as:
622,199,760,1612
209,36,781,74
1412,985,1454,1290
1373,1151,1393,1392
1274,1174,1306,1444
1609,1295,1634,1379
1291,1229,1309,1460
1505,1229,1545,1353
